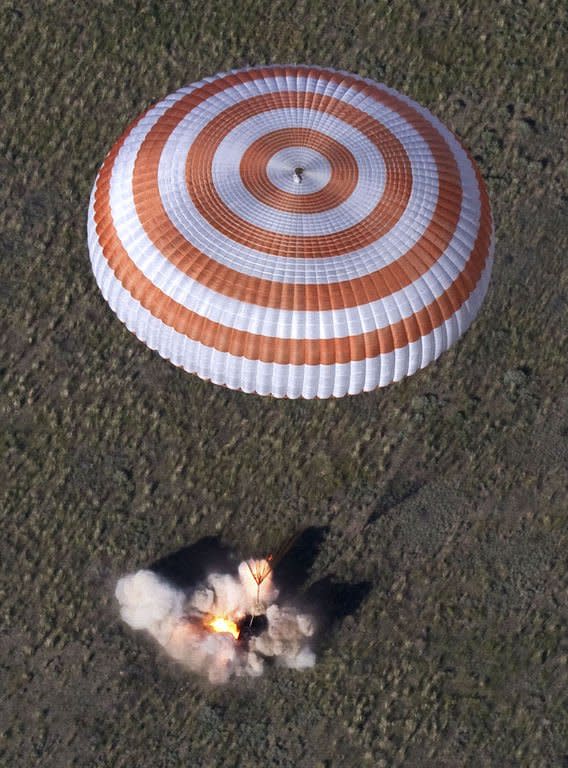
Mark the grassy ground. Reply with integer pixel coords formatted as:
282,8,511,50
1,1,567,766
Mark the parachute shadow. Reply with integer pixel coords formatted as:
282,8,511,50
150,536,234,591
272,525,329,598
272,525,371,639
367,477,424,526
301,577,372,640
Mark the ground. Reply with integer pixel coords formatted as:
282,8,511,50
1,1,567,766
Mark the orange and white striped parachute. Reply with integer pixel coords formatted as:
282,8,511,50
88,65,494,398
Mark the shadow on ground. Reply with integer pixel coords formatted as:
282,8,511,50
150,529,371,641
150,536,235,590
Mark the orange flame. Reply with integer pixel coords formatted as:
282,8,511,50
206,616,240,640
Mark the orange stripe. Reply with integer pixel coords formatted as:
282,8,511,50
93,66,493,365
240,128,358,214
126,70,465,310
183,92,409,255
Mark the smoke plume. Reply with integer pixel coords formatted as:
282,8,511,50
115,559,315,683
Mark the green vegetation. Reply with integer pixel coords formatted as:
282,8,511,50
1,1,567,766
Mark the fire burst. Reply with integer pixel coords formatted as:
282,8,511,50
206,616,240,640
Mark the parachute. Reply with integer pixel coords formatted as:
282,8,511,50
88,65,494,398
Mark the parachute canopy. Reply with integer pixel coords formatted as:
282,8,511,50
88,65,494,398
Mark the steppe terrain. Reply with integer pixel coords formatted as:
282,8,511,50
1,1,566,766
